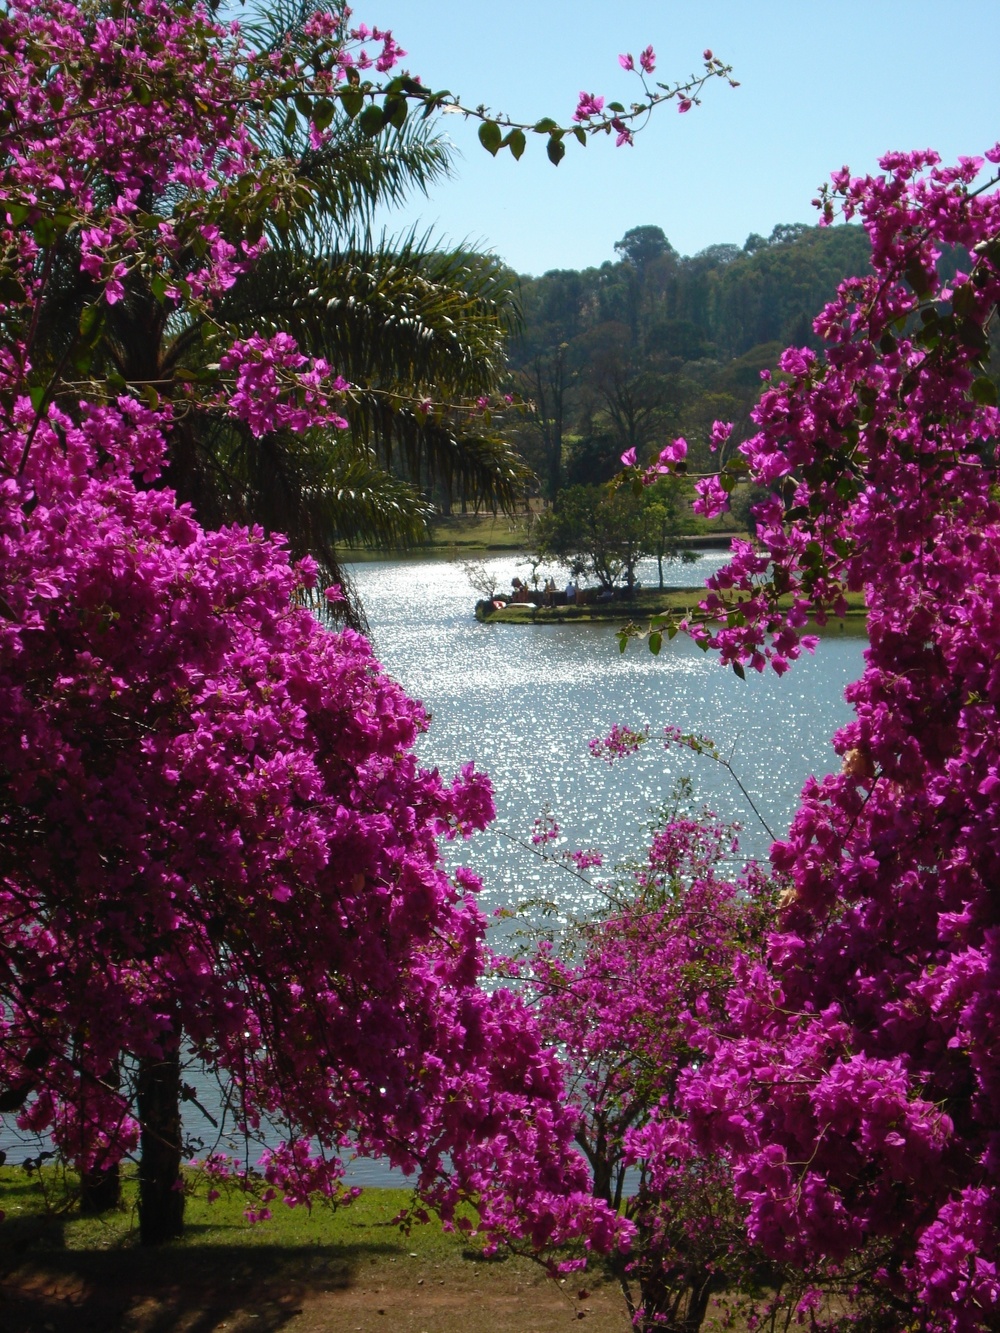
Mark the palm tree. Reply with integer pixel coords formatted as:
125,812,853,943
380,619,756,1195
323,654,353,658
34,0,529,623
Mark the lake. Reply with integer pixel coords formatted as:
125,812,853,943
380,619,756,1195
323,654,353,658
350,552,866,910
1,550,867,1182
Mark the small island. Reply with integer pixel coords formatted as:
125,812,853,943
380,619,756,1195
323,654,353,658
477,583,869,631
477,584,705,624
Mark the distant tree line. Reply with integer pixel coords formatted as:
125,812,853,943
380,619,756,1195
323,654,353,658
506,221,873,498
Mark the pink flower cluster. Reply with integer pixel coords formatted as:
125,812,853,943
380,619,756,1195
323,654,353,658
0,0,627,1254
525,808,776,1325
675,147,1000,1328
220,333,350,438
620,436,688,481
588,722,650,764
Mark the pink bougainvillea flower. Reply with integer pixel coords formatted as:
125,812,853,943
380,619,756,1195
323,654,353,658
573,91,605,122
658,437,688,467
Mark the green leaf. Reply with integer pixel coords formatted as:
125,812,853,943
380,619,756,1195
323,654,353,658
358,104,385,136
971,376,999,406
904,260,932,298
28,383,46,411
340,88,363,120
422,89,453,118
506,128,526,161
78,303,103,339
649,630,662,655
383,95,407,130
0,273,25,304
283,105,298,137
732,660,746,680
180,364,222,386
959,318,989,357
478,120,502,156
32,216,57,247
953,283,978,318
546,135,566,166
572,126,587,145
533,117,559,133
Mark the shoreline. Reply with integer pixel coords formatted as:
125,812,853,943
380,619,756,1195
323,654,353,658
477,585,869,634
341,530,747,562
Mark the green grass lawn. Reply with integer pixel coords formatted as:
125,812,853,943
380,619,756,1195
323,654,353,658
342,511,536,557
0,1168,631,1332
0,1165,455,1255
341,507,746,558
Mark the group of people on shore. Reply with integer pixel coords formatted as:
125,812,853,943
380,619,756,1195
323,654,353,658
504,576,631,607
506,576,582,607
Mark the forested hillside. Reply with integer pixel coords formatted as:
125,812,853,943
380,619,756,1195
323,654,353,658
506,221,873,497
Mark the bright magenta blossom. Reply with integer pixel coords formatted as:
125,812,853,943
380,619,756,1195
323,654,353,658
658,437,687,467
525,807,775,1327
692,474,729,519
573,91,605,121
678,147,1000,1330
0,0,623,1253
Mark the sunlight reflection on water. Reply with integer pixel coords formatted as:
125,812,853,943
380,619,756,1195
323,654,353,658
351,552,866,924
1,552,867,1185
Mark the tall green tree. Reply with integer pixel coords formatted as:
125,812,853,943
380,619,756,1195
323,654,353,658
642,476,697,588
534,484,652,592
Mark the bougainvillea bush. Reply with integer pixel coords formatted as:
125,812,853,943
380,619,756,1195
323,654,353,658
516,793,786,1332
0,0,721,1248
624,147,1000,1330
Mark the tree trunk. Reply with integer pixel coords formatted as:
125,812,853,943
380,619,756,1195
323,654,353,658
137,1041,184,1244
76,1057,122,1214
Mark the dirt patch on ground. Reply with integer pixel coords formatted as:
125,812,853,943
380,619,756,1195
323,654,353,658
0,1175,634,1332
1,1239,630,1332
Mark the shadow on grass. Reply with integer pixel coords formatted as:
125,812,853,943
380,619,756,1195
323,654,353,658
0,1208,406,1333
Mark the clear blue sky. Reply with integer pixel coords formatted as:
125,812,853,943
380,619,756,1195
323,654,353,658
363,0,999,276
